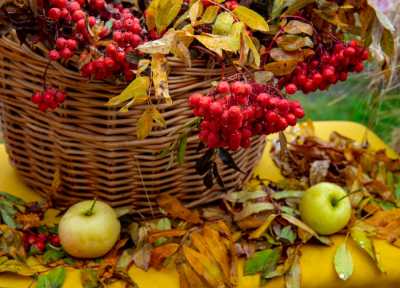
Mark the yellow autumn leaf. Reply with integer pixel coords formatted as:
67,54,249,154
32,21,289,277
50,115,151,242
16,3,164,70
41,208,62,227
233,5,269,32
137,107,154,140
198,5,220,25
107,76,150,107
155,0,183,34
189,0,204,26
145,0,159,31
183,245,225,287
150,107,166,127
249,214,277,239
172,41,192,67
0,257,35,276
137,29,177,55
152,54,171,104
137,59,151,75
243,31,260,67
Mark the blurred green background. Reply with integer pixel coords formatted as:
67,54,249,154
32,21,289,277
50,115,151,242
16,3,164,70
293,73,400,147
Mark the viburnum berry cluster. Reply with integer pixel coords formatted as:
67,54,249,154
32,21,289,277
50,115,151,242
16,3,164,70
281,40,369,95
32,87,66,112
23,231,61,254
46,0,145,81
189,81,305,151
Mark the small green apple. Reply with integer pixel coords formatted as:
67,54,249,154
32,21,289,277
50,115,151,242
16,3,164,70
299,182,352,235
58,200,121,258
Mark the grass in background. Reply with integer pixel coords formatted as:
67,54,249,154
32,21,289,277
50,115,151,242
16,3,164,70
293,74,400,144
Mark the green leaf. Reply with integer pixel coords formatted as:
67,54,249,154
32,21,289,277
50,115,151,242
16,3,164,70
244,248,281,275
198,5,220,25
233,5,269,32
80,269,99,288
43,249,65,264
177,134,188,165
107,76,150,107
0,192,25,205
334,241,353,281
0,209,17,229
272,191,303,200
213,12,234,35
284,249,301,288
155,0,183,34
37,267,66,288
395,182,400,200
367,0,395,32
350,226,375,260
279,226,297,244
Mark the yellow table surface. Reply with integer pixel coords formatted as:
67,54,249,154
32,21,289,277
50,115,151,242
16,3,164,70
0,121,399,288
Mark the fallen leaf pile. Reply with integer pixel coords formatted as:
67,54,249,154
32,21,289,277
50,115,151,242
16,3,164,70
0,124,399,287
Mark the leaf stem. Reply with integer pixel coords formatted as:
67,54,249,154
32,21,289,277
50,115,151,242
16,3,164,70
85,198,97,216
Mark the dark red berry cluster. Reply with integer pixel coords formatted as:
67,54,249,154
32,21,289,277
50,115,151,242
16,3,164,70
32,87,66,112
281,40,369,95
201,0,238,9
23,232,61,254
46,1,145,81
189,81,305,150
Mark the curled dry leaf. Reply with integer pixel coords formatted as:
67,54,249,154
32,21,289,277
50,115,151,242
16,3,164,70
157,194,201,224
150,243,179,269
284,20,313,35
152,53,171,104
365,209,400,247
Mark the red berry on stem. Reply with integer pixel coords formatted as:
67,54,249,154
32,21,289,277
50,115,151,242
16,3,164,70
285,83,297,95
286,113,297,126
293,108,305,118
361,50,369,60
60,47,73,59
94,0,105,10
35,241,45,252
210,102,223,117
66,39,77,50
230,81,245,95
56,37,67,50
48,8,61,20
32,92,43,104
217,81,230,94
88,16,96,27
344,46,356,57
72,10,85,22
48,50,60,61
354,62,364,73
68,1,81,12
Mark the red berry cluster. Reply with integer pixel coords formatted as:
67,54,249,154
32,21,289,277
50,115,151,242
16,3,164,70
200,0,238,10
23,232,61,254
189,81,305,150
45,1,145,81
32,87,66,112
281,40,369,95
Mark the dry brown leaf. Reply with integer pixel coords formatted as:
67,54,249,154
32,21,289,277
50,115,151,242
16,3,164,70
147,229,187,243
182,245,225,287
158,194,202,224
177,262,206,288
15,213,40,229
150,243,179,269
365,209,400,246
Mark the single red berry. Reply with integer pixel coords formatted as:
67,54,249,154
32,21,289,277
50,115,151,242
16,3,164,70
277,99,290,114
35,241,45,252
241,137,251,148
76,18,86,31
338,71,348,81
349,40,358,48
27,235,37,245
225,0,239,10
293,108,305,118
286,113,297,126
94,0,105,10
207,132,219,148
296,74,307,86
67,1,81,12
55,91,66,103
56,37,67,50
230,81,245,95
72,10,85,22
116,51,126,63
361,49,369,60
48,8,62,20
32,92,43,104
113,31,123,43
241,128,252,139
217,81,230,94
243,106,255,120
130,22,142,34
37,233,47,242
200,96,212,110
322,67,335,79
53,0,67,8
104,57,115,69
88,16,96,27
130,34,142,47
285,83,297,95
312,73,323,86
354,62,364,73
60,8,69,19
266,111,278,123
210,102,223,117
277,117,288,130
149,30,160,40
48,50,60,61
198,130,209,142
344,46,356,57
60,47,73,59
229,131,241,150
106,43,117,57
66,39,77,50
39,103,48,112
43,92,54,104
50,235,61,246
243,83,253,96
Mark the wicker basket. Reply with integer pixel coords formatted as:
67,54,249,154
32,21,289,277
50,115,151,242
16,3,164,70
0,34,266,216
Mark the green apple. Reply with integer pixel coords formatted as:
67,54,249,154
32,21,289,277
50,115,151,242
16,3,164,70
58,200,121,258
299,182,352,235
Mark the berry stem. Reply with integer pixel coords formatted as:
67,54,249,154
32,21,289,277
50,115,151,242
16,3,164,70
85,198,97,216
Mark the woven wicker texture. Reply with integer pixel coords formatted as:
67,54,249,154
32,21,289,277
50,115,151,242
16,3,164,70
0,34,265,216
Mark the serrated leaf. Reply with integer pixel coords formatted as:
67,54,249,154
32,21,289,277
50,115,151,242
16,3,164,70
198,5,220,25
189,0,204,26
243,31,260,67
152,54,171,104
381,29,394,58
137,30,177,55
233,5,269,32
107,76,150,107
367,0,395,32
177,134,188,165
277,35,313,51
284,20,313,35
244,248,281,275
334,241,353,281
155,0,183,34
213,12,234,35
264,60,298,76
